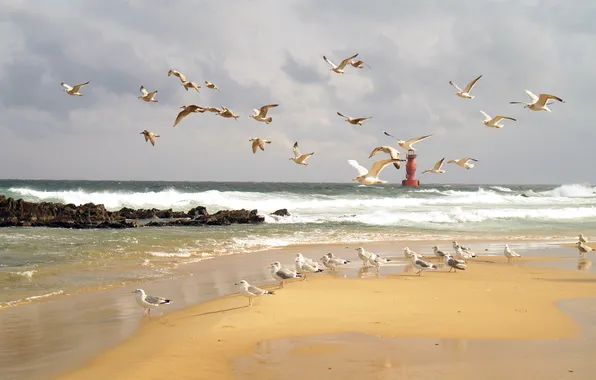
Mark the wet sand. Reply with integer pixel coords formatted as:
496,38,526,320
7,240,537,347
55,242,596,380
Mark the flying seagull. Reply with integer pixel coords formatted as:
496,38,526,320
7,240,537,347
337,112,372,126
422,158,446,174
350,59,371,69
132,288,171,316
290,142,314,166
217,106,239,120
203,106,222,113
449,75,482,99
510,90,564,112
181,81,201,92
447,158,478,169
504,244,522,264
204,81,220,91
167,69,187,82
140,130,160,146
249,138,271,154
173,105,204,127
348,158,402,185
138,86,158,102
368,146,404,170
323,53,359,74
235,280,274,307
61,81,90,96
249,104,279,124
480,111,516,128
383,131,434,151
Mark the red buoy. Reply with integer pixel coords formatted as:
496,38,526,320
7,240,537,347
402,150,419,187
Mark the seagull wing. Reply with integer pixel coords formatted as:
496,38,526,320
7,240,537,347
247,284,265,295
299,153,314,162
293,142,301,158
448,81,462,92
147,91,158,100
348,160,369,176
337,112,349,119
71,81,90,92
406,134,433,147
463,75,482,93
369,146,399,159
173,108,193,127
140,86,148,96
524,90,539,103
257,139,267,151
353,117,372,123
168,70,186,82
492,116,516,122
536,93,564,107
61,82,73,91
432,158,445,171
337,53,359,70
323,56,336,68
480,110,491,120
383,130,399,140
145,295,168,305
149,134,156,146
368,158,400,178
259,104,278,117
463,158,478,163
143,133,149,142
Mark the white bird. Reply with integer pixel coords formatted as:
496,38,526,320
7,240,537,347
452,241,475,256
480,111,516,129
367,251,391,268
294,255,324,279
350,59,371,69
504,244,522,264
337,112,372,126
249,138,271,154
290,142,314,166
235,280,274,307
422,158,446,174
249,104,278,124
321,253,350,271
444,254,467,272
323,53,359,74
204,81,220,91
510,90,564,112
368,146,404,170
181,81,201,93
410,254,437,275
449,75,482,99
140,130,160,146
61,81,90,96
167,69,187,82
173,104,205,127
138,86,158,102
355,247,372,267
579,234,588,244
348,159,401,185
404,247,422,259
131,288,172,316
269,262,303,288
432,246,447,259
447,158,478,170
577,242,594,257
217,106,239,120
383,131,434,152
296,253,318,267
455,246,474,261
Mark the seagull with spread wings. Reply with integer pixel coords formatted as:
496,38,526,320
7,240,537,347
368,146,404,170
480,111,516,128
447,158,478,169
140,130,160,146
290,142,314,166
422,158,446,174
323,53,359,74
167,69,187,82
61,81,90,96
173,105,205,127
348,158,402,185
138,86,158,102
449,75,482,99
383,131,434,151
217,106,239,120
337,112,372,126
510,90,564,112
249,104,279,124
204,81,220,91
249,138,271,154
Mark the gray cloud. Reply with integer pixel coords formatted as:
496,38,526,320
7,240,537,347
0,0,594,184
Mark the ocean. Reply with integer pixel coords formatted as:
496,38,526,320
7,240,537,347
1,180,595,309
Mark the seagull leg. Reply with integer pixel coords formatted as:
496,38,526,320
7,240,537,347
279,281,284,289
248,298,252,307
417,270,422,276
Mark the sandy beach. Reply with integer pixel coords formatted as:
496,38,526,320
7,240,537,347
54,241,596,380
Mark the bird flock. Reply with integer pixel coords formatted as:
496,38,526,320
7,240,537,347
60,52,565,185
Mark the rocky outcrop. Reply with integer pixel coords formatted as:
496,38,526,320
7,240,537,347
0,195,265,229
271,208,290,217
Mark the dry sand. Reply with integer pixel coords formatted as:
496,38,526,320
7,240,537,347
58,254,596,380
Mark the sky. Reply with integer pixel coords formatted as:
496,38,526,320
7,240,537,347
0,0,594,184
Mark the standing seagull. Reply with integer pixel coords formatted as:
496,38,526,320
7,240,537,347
432,246,447,259
504,244,522,264
138,86,158,102
204,81,220,91
323,53,359,74
173,105,204,127
510,90,564,112
410,254,437,276
348,159,402,185
383,131,434,151
269,262,303,288
61,81,90,96
448,158,478,170
337,112,372,126
249,138,271,154
369,146,404,169
579,234,588,244
290,142,314,166
140,130,160,146
294,255,324,280
235,280,274,307
422,158,446,174
356,247,372,267
449,75,482,99
131,288,172,316
321,252,350,271
577,242,594,258
480,111,516,129
217,106,239,120
249,104,278,124
444,254,467,272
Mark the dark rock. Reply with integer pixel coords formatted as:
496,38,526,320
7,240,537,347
187,206,209,219
271,208,290,217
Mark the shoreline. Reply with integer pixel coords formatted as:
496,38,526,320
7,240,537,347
57,253,596,380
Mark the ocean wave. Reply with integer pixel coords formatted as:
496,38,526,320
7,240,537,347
541,184,596,198
489,186,513,192
7,270,38,279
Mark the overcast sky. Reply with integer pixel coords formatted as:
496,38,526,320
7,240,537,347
0,0,593,184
